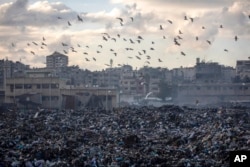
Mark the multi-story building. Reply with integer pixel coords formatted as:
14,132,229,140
5,70,118,110
46,51,68,69
236,60,250,80
176,83,250,105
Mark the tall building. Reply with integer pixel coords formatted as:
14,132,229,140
46,51,68,69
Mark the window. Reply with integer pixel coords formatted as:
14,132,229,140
24,84,32,89
15,84,23,89
42,84,49,89
37,84,41,89
51,84,59,89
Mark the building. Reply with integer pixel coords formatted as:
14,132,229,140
4,69,118,110
176,83,250,105
236,60,250,80
46,51,68,69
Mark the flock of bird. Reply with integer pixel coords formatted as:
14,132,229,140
10,9,250,68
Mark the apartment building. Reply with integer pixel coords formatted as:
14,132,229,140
46,51,68,69
236,60,250,79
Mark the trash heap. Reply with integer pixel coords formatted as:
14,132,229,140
0,105,249,167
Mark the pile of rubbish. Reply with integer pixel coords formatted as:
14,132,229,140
0,105,249,167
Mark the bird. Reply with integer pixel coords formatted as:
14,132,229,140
174,40,180,46
190,17,194,22
130,17,134,22
142,50,146,54
146,55,151,59
135,56,141,60
57,16,62,19
11,43,15,47
116,17,123,22
235,36,238,41
202,26,205,29
181,51,186,56
62,42,68,46
145,61,150,64
41,42,47,46
177,36,183,40
30,51,35,55
83,52,88,55
103,36,108,41
110,49,114,52
128,56,133,59
63,50,68,54
93,57,96,61
111,38,116,42
129,39,134,44
167,20,173,24
42,37,46,41
68,21,72,26
32,42,38,46
103,33,110,38
179,30,183,34
184,16,188,20
220,25,223,28
85,58,90,61
117,34,120,38
206,40,211,45
97,51,101,53
77,15,83,22
196,36,199,41
138,36,143,40
77,44,81,47
224,49,228,52
98,45,103,48
150,47,154,50
113,53,117,56
160,25,163,30
158,58,162,62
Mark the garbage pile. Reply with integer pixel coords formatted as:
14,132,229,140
0,105,249,167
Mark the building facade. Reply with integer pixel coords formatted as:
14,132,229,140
46,51,68,69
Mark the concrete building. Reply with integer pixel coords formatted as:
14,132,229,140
4,69,118,110
46,51,68,69
176,83,250,106
236,60,250,80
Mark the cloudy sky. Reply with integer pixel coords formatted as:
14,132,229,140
0,0,249,71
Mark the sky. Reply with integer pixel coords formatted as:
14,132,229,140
0,0,249,71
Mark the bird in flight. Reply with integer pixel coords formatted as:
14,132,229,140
181,51,186,56
116,17,123,22
235,36,238,41
160,25,163,30
77,15,83,22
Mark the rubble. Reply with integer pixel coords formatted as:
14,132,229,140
0,105,249,166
